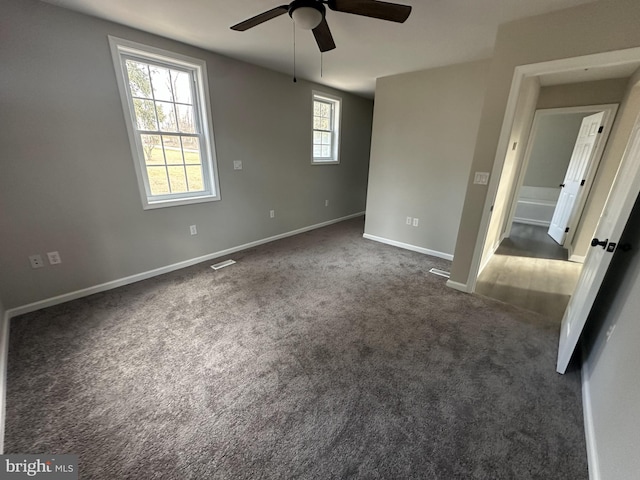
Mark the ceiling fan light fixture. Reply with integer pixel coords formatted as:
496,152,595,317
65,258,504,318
291,6,323,30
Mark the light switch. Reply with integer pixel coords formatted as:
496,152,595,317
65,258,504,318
233,160,243,170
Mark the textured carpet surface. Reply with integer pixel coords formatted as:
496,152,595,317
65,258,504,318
5,217,588,479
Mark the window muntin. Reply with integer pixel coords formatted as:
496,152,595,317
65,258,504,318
312,92,341,164
110,37,220,209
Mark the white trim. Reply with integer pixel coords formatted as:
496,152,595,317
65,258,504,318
5,213,364,320
465,47,640,292
568,243,586,263
517,198,557,206
108,36,221,210
581,348,601,480
362,234,454,261
569,254,586,264
478,239,501,277
311,91,341,165
0,310,9,454
512,217,551,227
445,279,470,292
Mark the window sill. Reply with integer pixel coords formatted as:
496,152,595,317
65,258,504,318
142,193,221,210
312,159,340,165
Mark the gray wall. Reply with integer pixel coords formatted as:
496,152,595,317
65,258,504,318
537,78,629,110
364,60,490,257
0,0,373,310
523,112,591,188
582,192,640,480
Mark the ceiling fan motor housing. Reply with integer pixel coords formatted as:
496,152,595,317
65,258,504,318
289,0,326,28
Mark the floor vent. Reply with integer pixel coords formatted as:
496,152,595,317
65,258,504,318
429,268,450,278
211,259,236,270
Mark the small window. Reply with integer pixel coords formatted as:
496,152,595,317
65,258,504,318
312,92,341,164
109,37,220,209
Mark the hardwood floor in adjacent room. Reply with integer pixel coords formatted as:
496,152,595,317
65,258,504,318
476,223,583,321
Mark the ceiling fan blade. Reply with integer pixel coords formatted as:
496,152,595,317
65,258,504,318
328,0,411,23
231,5,289,31
312,18,336,52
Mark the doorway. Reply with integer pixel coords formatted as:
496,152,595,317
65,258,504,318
506,105,617,258
459,51,640,299
475,103,619,320
465,51,640,372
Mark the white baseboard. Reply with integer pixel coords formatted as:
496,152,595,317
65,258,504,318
445,279,469,292
581,348,601,480
0,311,9,454
362,234,453,261
568,243,586,264
512,217,551,227
569,254,586,264
5,212,364,321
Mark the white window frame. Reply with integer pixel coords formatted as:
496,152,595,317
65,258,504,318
312,91,341,165
109,36,221,209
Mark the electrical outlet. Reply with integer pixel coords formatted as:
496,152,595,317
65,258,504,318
270,210,275,218
606,324,616,342
190,225,197,235
233,160,243,170
325,200,329,207
29,254,44,269
406,216,412,225
413,218,419,227
47,251,61,265
473,172,490,185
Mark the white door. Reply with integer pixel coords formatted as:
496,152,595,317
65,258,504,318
548,112,605,245
557,116,640,373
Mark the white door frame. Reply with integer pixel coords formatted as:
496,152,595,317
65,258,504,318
503,105,618,252
463,47,640,294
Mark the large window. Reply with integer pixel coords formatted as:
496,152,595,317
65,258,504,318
109,37,220,209
312,92,341,164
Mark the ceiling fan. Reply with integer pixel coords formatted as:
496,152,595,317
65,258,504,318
231,0,412,52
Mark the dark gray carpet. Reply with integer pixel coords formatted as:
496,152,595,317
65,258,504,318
5,217,588,479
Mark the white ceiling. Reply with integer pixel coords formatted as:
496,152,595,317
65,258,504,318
42,0,598,97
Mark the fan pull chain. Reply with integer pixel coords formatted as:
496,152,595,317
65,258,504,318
293,22,297,83
321,52,323,78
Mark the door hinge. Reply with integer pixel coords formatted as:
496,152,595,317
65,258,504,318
581,179,586,186
490,205,494,212
598,126,604,133
565,227,570,233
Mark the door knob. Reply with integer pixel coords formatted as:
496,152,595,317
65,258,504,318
591,238,608,248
